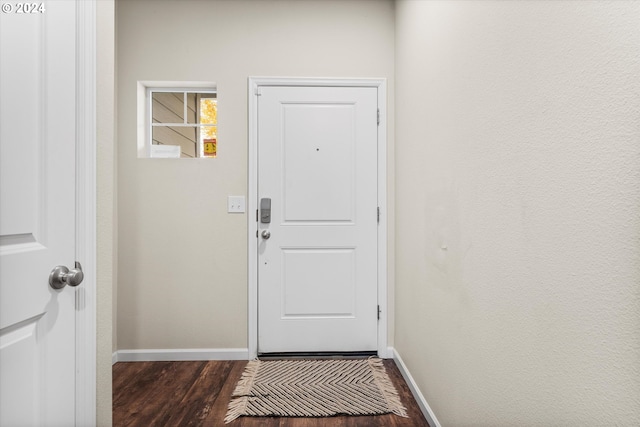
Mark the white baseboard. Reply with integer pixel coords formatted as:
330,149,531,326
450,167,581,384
112,348,250,363
391,347,441,427
112,351,118,365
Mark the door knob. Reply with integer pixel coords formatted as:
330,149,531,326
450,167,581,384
261,230,271,240
49,261,84,290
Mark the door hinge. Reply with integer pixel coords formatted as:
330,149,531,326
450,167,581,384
377,108,380,126
377,305,381,320
255,87,262,96
256,209,259,222
377,207,380,223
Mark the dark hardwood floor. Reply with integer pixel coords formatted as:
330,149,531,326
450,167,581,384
113,359,431,427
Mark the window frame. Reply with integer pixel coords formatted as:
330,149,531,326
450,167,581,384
195,93,218,158
137,81,217,158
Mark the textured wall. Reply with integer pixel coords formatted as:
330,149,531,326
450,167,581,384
116,0,395,351
96,0,115,425
395,1,640,425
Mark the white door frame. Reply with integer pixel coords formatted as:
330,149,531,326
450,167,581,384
75,0,97,424
247,77,388,359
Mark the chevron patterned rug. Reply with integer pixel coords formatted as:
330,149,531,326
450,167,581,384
225,357,408,423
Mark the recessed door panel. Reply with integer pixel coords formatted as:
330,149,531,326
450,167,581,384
0,11,40,239
282,248,356,318
282,104,355,224
0,318,40,426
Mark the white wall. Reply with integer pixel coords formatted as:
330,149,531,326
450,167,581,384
97,0,115,425
395,1,640,425
116,0,395,351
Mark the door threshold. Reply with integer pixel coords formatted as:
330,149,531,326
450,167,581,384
258,351,377,360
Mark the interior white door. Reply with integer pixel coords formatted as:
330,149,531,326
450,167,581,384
0,1,79,425
257,86,378,353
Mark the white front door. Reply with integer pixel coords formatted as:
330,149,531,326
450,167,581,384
0,1,80,425
257,85,379,354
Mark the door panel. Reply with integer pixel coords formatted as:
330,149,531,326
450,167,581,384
0,1,77,425
282,104,355,223
258,86,378,353
0,318,40,426
282,248,356,317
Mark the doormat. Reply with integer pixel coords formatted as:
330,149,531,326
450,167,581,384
225,358,408,423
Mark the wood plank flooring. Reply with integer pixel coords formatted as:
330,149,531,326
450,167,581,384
113,359,431,427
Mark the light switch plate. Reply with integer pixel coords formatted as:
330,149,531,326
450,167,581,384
228,196,245,213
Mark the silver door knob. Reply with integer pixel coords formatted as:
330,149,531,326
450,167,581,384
261,230,271,240
49,261,84,290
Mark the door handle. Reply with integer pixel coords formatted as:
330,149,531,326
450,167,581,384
49,261,84,290
261,230,271,240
